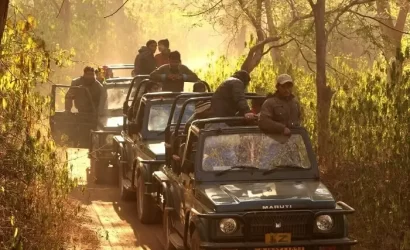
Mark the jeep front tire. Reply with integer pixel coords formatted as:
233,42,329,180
136,175,159,224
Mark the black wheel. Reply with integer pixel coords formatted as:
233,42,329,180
163,208,176,250
190,230,203,250
136,175,159,223
118,153,134,200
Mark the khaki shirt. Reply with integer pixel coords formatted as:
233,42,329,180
258,92,301,134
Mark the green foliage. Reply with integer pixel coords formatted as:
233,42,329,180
0,15,86,249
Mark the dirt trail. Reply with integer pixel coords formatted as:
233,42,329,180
68,148,164,250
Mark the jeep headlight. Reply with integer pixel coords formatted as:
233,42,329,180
219,218,237,234
315,215,334,232
105,134,114,145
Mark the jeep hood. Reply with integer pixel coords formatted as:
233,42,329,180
196,180,335,212
99,116,123,129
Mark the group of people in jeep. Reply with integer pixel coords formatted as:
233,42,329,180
65,37,301,136
133,39,198,92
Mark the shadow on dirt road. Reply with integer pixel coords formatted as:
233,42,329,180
68,148,164,250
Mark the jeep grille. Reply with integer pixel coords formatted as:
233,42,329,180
243,212,312,240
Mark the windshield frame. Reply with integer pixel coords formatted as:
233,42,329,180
194,127,319,182
99,82,132,114
141,99,195,141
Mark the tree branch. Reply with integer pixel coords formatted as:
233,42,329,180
294,39,315,73
289,0,375,27
262,38,294,56
327,0,376,36
183,0,223,17
104,0,129,18
349,9,410,35
56,0,65,18
241,36,281,73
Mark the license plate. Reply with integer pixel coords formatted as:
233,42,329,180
264,233,292,243
255,248,305,250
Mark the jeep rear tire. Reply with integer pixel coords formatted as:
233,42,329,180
163,208,176,250
136,175,159,224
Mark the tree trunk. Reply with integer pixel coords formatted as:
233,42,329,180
264,0,283,66
0,0,9,46
235,24,247,55
376,0,409,82
60,0,71,49
312,0,333,167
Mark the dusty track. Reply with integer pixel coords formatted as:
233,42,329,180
68,148,164,250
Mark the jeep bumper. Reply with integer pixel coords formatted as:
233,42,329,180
199,238,357,249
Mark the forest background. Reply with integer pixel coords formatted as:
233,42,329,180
0,0,409,249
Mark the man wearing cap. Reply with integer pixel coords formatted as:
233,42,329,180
210,70,255,120
258,74,301,135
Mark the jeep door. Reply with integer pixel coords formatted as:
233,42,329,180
50,84,98,148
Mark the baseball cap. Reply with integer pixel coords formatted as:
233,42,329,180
277,74,293,85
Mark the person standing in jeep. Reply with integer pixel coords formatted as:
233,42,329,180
65,66,103,113
133,40,157,75
149,51,198,92
258,74,301,135
155,39,170,67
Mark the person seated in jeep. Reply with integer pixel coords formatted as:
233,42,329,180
258,74,301,135
65,66,103,113
149,51,199,92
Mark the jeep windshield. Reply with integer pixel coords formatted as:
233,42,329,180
147,101,195,132
99,83,130,115
106,86,129,110
202,133,311,172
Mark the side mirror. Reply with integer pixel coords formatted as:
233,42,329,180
123,101,128,114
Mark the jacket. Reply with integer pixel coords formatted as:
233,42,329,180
258,92,301,134
150,64,199,92
134,46,157,75
65,77,103,113
154,49,170,67
210,77,251,117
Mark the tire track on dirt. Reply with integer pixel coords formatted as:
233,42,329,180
68,148,164,250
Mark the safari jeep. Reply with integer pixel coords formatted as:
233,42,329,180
112,80,211,211
88,74,151,184
89,77,133,184
149,117,357,250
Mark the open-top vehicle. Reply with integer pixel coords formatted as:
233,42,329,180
139,108,357,249
89,74,151,183
101,64,134,78
112,80,211,206
49,74,150,182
